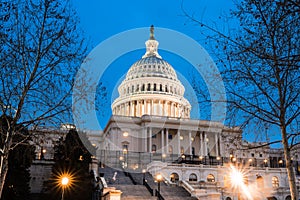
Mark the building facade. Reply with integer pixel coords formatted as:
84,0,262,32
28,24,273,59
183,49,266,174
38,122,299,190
95,26,300,200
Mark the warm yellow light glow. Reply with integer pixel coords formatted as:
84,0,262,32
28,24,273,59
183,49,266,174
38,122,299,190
228,165,253,200
162,154,166,158
232,157,236,162
199,156,203,160
61,177,69,186
119,156,124,161
264,159,267,163
123,132,129,137
156,174,162,181
229,166,244,187
278,160,283,164
248,158,252,162
180,136,184,140
55,171,75,190
181,154,185,159
42,149,47,153
142,169,146,173
217,156,221,160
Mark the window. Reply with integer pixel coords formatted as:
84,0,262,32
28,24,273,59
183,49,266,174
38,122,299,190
170,173,179,183
141,84,145,91
168,134,172,140
256,175,264,188
154,83,156,91
207,174,215,182
251,153,255,157
152,145,157,153
152,134,156,138
189,173,197,182
272,176,279,188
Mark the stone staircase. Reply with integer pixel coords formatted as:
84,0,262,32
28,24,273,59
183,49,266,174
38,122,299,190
159,185,197,200
99,166,196,200
110,185,156,200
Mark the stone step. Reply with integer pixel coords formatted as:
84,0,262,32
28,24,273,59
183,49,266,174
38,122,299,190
111,185,154,198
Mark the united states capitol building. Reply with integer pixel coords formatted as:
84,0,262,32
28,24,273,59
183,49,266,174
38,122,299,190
30,27,300,200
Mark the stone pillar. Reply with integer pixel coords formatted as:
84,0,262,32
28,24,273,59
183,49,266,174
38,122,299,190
189,131,192,155
149,127,152,153
144,127,147,152
177,129,181,155
219,133,223,156
165,129,169,154
204,133,207,156
215,133,219,156
161,129,164,154
199,132,203,156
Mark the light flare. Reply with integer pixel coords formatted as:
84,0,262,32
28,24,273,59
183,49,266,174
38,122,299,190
228,164,253,200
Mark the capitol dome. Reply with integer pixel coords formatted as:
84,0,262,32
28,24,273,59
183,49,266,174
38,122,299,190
112,26,191,118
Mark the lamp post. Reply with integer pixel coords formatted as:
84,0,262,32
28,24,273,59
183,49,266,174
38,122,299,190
61,176,70,200
156,174,162,200
142,169,146,184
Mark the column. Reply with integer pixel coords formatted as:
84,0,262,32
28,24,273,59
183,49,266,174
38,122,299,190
189,131,192,155
149,127,152,153
177,129,181,155
199,132,203,156
165,129,169,154
219,133,223,156
204,133,207,156
151,100,154,115
144,127,147,152
215,133,219,156
137,100,140,116
161,129,164,154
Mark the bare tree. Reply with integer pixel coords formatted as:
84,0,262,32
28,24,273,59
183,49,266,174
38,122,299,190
0,0,88,197
183,0,300,199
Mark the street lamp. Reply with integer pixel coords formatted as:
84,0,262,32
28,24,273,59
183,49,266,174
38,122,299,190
142,169,146,184
60,176,70,200
156,174,163,199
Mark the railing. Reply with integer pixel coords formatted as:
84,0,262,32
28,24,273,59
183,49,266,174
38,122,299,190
155,189,165,200
144,180,154,196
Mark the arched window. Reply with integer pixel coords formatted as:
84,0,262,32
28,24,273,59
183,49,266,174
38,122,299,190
170,173,179,183
151,145,156,153
207,174,215,182
189,173,197,182
225,197,232,200
285,195,291,200
256,175,264,188
272,176,279,188
141,84,145,91
267,197,277,200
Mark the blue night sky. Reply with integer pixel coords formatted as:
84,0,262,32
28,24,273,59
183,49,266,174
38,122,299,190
70,0,282,146
71,0,236,129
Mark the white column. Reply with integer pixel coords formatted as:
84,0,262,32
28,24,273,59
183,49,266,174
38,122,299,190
161,129,164,154
177,129,181,155
144,127,147,152
200,133,203,156
151,100,154,115
219,133,223,156
189,131,192,155
165,129,169,154
149,127,152,153
215,133,219,156
137,101,140,116
204,133,207,156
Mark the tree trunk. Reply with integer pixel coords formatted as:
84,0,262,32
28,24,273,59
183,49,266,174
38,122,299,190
281,125,298,200
0,154,9,198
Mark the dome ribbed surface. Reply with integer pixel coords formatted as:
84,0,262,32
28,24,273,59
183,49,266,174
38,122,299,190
125,56,178,81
